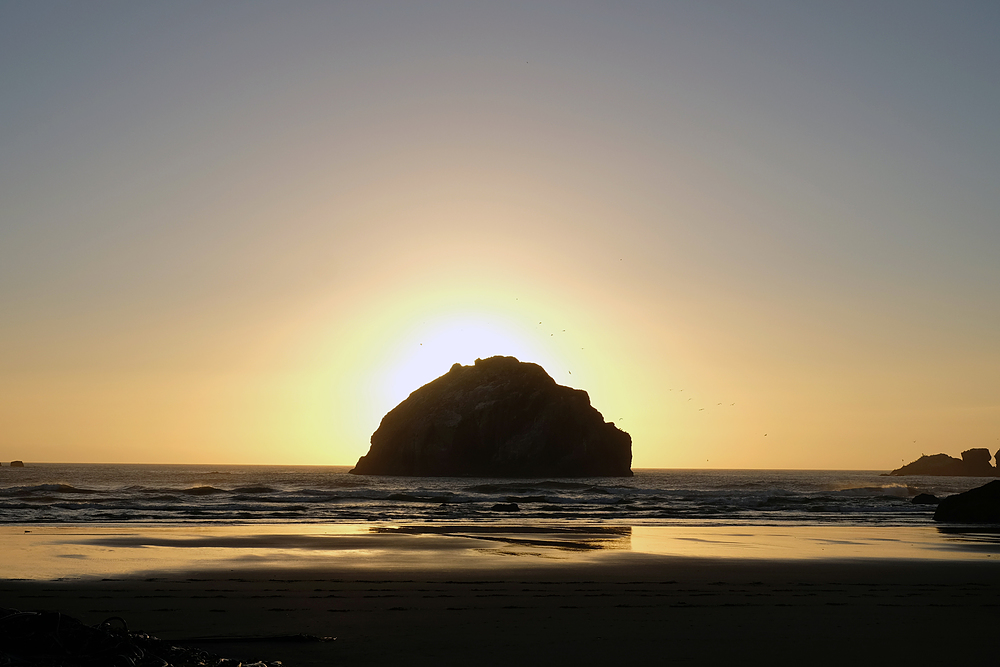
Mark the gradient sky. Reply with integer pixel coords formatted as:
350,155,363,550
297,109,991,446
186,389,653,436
2,1,998,468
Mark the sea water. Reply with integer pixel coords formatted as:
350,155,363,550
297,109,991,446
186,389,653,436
0,464,992,526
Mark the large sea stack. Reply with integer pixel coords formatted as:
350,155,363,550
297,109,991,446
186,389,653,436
350,356,632,477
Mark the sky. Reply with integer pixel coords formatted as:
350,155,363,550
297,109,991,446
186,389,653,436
1,1,998,469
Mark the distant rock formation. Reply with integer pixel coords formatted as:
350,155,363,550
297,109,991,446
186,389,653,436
911,493,940,505
934,480,1000,523
9,461,24,468
350,356,633,477
888,449,998,477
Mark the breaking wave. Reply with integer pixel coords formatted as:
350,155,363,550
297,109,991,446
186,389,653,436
0,465,990,526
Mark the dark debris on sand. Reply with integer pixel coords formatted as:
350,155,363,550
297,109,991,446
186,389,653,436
0,608,288,667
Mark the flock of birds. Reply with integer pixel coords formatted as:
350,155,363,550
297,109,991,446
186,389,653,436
667,388,738,408
529,319,765,434
419,314,770,439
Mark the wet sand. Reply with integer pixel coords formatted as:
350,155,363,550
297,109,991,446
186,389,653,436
3,525,999,665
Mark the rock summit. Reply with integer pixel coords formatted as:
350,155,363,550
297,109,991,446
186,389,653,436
350,356,632,477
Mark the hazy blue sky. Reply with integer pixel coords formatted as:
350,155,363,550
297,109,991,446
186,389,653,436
2,1,998,467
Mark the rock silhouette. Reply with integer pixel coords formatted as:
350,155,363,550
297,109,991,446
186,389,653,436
9,461,24,468
350,356,632,477
934,480,1000,523
888,449,998,477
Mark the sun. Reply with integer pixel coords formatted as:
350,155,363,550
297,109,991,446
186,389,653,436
378,312,560,409
326,288,601,457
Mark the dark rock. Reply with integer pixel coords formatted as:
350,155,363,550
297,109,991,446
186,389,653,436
889,450,997,477
911,493,939,505
890,454,965,476
491,503,520,512
0,607,283,666
934,480,1000,523
9,461,24,468
962,448,992,466
350,356,632,477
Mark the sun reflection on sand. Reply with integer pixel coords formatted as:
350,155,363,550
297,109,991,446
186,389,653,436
2,524,998,581
373,525,633,551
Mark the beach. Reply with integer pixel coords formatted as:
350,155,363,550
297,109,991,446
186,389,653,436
3,524,999,665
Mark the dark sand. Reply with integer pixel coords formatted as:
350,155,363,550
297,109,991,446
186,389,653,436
3,525,999,665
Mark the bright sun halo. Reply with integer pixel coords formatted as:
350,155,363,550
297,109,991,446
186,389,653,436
377,313,559,409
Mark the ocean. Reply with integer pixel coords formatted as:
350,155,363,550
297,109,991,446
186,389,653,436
0,464,991,526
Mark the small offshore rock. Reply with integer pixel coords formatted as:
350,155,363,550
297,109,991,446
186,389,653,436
9,461,24,468
889,449,998,477
911,493,939,505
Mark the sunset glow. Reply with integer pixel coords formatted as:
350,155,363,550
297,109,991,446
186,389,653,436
375,314,563,408
1,2,997,468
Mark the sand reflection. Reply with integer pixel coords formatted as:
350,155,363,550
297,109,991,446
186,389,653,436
371,525,632,551
2,523,998,581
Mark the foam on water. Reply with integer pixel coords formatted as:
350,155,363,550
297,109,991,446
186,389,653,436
0,464,994,526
